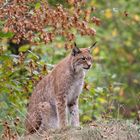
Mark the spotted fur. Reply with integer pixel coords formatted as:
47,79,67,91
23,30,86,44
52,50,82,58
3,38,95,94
25,44,93,134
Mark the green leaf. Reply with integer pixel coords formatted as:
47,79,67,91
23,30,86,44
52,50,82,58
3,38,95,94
19,45,30,52
82,115,92,122
0,31,14,38
35,2,41,9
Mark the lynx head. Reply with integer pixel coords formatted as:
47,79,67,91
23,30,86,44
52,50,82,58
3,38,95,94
71,42,97,72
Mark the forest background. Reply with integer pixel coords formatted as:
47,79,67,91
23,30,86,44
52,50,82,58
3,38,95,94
0,0,140,137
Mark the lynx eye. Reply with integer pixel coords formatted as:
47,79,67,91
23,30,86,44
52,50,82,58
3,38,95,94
81,57,86,60
87,57,91,60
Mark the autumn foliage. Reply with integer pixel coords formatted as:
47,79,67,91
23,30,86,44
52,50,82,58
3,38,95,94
0,0,97,44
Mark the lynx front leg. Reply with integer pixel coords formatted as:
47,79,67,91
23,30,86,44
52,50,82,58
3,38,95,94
38,102,58,133
69,99,79,127
56,96,68,128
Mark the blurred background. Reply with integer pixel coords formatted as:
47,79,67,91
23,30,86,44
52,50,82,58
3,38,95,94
0,0,140,135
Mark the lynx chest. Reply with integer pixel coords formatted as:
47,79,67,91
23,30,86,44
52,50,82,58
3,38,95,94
67,77,84,104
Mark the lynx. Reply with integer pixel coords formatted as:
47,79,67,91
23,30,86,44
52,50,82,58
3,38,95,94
25,42,96,134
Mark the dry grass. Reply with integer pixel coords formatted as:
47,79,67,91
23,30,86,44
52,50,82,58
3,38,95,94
17,120,140,140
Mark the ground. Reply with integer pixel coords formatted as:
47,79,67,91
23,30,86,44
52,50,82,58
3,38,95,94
21,120,140,140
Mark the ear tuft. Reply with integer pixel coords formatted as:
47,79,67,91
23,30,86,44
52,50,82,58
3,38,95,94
88,41,97,52
72,42,81,56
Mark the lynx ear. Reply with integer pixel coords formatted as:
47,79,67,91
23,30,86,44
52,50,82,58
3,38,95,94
72,42,81,56
88,42,97,52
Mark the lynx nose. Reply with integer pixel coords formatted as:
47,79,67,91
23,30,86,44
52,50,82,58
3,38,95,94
87,62,92,68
